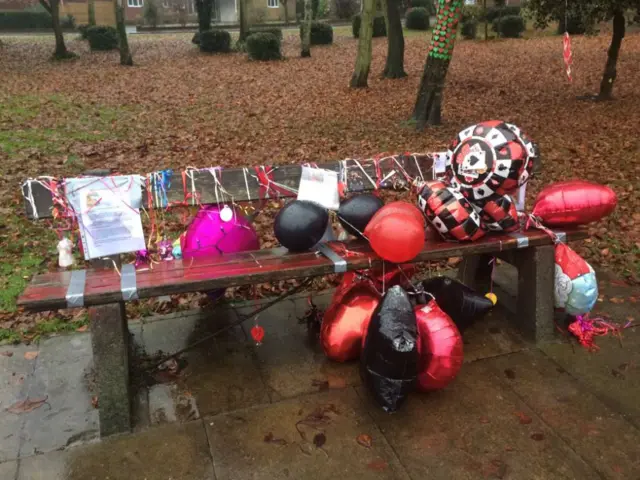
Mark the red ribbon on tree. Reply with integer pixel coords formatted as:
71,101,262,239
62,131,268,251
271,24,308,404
563,32,573,83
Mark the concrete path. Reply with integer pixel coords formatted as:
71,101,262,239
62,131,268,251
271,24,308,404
0,271,639,479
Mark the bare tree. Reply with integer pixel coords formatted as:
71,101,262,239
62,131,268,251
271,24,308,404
115,0,133,65
351,0,375,87
38,0,74,59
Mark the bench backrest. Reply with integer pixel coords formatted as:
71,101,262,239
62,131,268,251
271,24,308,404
22,155,436,220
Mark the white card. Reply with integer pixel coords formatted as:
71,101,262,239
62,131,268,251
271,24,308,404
516,183,527,211
66,175,146,260
433,152,448,177
297,167,340,211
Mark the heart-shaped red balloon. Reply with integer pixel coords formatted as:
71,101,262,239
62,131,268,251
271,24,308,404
415,300,464,391
321,283,380,362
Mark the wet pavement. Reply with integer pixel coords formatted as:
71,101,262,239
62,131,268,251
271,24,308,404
0,270,639,479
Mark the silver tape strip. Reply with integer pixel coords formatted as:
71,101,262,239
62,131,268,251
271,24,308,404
121,264,139,301
555,231,567,243
508,232,530,248
65,270,87,308
317,244,347,273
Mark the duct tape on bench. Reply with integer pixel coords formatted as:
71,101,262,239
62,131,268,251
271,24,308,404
508,232,529,248
317,244,347,273
121,264,139,301
555,231,567,243
65,270,87,308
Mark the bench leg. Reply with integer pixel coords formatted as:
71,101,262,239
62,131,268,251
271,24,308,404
458,254,493,292
89,302,132,437
512,244,556,344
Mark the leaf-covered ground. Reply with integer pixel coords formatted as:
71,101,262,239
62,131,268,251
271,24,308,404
0,28,639,339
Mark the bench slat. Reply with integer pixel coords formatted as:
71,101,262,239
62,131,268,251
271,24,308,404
23,155,435,219
17,228,588,312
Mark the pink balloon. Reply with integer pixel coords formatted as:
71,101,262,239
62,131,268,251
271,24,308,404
181,205,259,259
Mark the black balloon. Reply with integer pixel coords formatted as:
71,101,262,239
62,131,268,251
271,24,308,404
421,277,494,332
338,194,384,238
360,285,418,413
274,200,329,252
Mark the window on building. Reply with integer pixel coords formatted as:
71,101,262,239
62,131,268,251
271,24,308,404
128,0,143,7
267,0,279,8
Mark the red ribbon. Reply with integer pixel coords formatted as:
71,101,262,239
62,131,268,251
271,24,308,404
254,166,293,200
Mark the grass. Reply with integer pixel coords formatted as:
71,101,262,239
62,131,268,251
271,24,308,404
0,94,136,158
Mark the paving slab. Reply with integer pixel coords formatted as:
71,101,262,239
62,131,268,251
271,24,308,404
486,350,640,479
542,327,640,428
205,388,409,480
0,345,38,463
18,334,98,457
0,459,18,480
237,292,362,402
17,421,213,480
361,360,600,480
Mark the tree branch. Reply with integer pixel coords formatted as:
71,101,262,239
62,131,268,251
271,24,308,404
39,0,52,14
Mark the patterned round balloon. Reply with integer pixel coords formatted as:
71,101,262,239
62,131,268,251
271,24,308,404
417,181,485,242
445,120,537,203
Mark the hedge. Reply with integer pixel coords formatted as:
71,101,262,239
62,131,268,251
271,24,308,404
247,27,283,41
300,21,333,45
199,29,231,52
493,15,525,38
485,5,521,23
246,32,282,61
405,7,430,30
86,25,118,51
461,19,477,39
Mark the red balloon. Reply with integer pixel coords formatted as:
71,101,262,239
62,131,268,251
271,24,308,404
364,204,426,263
532,180,617,227
415,301,464,392
370,201,425,224
321,283,380,362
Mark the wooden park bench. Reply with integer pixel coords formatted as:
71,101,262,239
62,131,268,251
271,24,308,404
17,156,587,437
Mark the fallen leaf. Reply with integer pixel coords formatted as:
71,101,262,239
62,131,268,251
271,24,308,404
611,369,625,379
515,412,532,425
367,459,388,471
609,279,628,287
530,433,545,441
629,297,638,304
24,351,38,360
264,432,287,446
7,396,48,414
479,417,491,424
504,369,516,380
356,434,373,448
76,325,88,332
91,396,99,409
610,297,625,304
313,432,326,448
0,351,14,357
600,248,610,256
326,374,347,389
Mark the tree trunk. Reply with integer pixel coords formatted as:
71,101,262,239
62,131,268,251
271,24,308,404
195,0,213,33
382,0,406,78
283,0,289,25
411,0,462,128
350,0,375,88
238,0,248,42
43,0,72,59
598,10,625,100
88,0,96,25
483,0,487,40
115,0,133,65
301,0,312,57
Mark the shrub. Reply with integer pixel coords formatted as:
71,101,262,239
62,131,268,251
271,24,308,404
0,12,52,30
61,14,75,29
247,27,283,41
409,0,436,16
300,21,333,44
557,15,587,35
78,24,91,39
86,25,118,51
461,18,477,39
485,5,521,23
246,32,282,60
493,15,525,38
352,14,387,38
199,29,231,52
405,7,429,30
334,0,358,20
